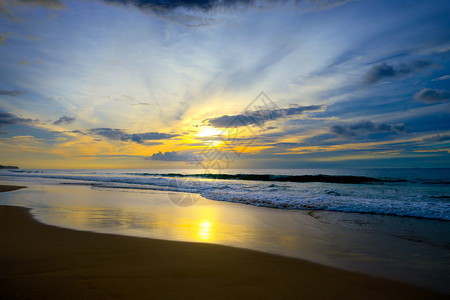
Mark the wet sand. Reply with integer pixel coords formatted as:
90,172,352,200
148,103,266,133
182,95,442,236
0,185,447,299
0,184,26,193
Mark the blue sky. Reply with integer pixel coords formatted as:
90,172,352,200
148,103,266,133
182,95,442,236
0,0,449,168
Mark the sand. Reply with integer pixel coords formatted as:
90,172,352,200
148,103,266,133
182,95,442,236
0,185,447,299
0,184,27,193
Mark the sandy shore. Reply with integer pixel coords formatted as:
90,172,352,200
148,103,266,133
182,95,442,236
0,184,26,193
0,186,447,299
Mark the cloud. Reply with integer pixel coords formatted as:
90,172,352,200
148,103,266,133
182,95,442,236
73,154,145,158
205,104,324,128
363,60,432,85
102,0,352,26
422,135,450,142
88,128,178,144
145,151,198,162
53,115,76,125
0,0,65,21
19,59,42,65
0,89,25,97
0,1,17,21
114,95,149,106
330,120,406,137
104,0,351,12
24,34,42,41
431,75,450,81
0,111,35,127
413,88,450,103
69,130,86,134
14,0,65,9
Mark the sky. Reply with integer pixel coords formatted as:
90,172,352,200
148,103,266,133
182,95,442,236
0,0,449,169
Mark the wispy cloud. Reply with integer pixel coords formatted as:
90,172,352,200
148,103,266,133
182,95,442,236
431,75,450,81
0,0,65,21
114,95,150,106
88,128,178,144
422,135,450,142
413,88,450,103
18,59,42,65
14,0,65,10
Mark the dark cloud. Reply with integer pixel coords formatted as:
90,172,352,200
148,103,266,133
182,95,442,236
102,0,352,26
145,151,198,162
88,128,178,144
70,130,86,134
330,120,405,137
422,135,450,142
413,88,450,103
53,115,76,125
0,111,34,127
363,60,432,85
206,104,324,128
104,0,351,12
0,89,25,97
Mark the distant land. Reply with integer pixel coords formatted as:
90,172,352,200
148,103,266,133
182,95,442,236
0,165,19,169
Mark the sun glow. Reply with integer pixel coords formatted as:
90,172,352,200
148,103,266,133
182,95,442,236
198,220,212,240
196,127,223,138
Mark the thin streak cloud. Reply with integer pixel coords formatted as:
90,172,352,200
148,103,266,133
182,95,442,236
206,104,324,128
0,90,25,97
88,128,179,144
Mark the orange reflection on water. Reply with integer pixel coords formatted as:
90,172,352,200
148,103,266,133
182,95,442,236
173,207,219,242
197,220,212,240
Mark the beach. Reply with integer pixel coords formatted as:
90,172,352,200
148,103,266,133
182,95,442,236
0,185,448,299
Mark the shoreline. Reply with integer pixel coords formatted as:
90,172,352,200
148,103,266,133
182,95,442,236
0,185,447,299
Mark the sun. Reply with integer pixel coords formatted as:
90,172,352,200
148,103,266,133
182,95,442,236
196,127,223,138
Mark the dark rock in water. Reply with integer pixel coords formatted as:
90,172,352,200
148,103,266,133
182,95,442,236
0,165,19,169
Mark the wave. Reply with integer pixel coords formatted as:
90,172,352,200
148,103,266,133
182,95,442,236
127,173,400,184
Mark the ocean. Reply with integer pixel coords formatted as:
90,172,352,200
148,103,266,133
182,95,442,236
1,168,449,220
